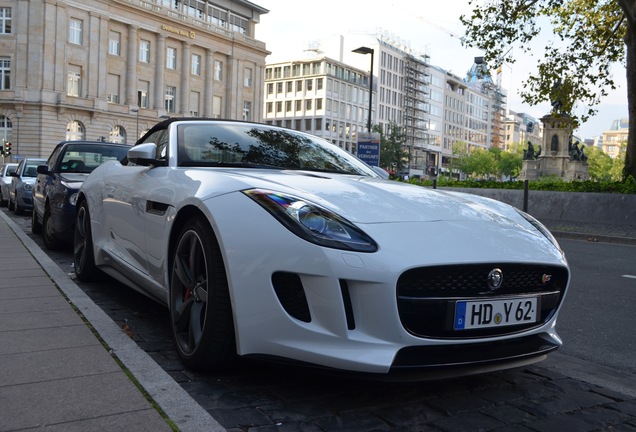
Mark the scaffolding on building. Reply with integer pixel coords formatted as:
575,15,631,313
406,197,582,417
403,54,432,175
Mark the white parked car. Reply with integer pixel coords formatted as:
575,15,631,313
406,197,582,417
75,118,570,378
0,162,18,207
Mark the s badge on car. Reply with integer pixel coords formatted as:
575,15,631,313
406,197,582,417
487,268,503,291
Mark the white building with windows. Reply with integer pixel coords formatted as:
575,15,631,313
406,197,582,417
0,0,269,159
263,57,370,153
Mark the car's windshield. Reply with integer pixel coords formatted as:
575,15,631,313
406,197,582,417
177,123,377,176
59,144,129,173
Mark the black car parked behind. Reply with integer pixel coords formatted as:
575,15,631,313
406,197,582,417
32,141,130,250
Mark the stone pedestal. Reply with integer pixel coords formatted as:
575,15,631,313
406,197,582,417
519,115,589,181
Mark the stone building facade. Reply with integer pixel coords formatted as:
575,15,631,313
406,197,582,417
0,0,269,159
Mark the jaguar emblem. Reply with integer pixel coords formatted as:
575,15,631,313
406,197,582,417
487,268,503,291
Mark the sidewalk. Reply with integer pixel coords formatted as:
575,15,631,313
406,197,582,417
0,210,224,432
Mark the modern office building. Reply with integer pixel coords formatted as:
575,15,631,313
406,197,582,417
504,110,542,151
0,0,269,160
267,33,505,178
601,118,628,159
262,57,370,153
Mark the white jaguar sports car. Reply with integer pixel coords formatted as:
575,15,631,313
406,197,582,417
75,118,570,378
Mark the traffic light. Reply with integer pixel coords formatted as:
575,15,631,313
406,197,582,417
4,141,11,156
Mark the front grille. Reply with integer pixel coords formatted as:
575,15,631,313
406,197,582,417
397,263,569,338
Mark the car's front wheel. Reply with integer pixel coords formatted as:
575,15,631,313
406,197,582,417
74,200,99,281
31,207,42,234
14,198,24,215
169,216,236,372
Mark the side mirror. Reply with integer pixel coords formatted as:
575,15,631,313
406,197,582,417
128,143,159,166
36,165,50,175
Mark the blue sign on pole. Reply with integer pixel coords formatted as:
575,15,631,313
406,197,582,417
356,132,381,167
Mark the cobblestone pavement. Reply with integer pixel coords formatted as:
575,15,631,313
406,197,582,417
3,207,636,431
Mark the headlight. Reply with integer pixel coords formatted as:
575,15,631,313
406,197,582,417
69,193,78,206
516,209,562,252
23,183,33,191
243,189,378,252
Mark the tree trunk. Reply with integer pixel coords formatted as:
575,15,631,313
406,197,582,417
619,0,636,179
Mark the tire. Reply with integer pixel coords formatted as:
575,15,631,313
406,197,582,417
73,200,99,281
0,191,5,207
43,209,61,250
31,207,42,234
169,216,236,372
14,199,24,215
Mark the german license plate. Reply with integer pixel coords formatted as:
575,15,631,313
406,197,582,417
454,297,538,330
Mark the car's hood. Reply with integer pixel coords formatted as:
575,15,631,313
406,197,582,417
203,170,527,227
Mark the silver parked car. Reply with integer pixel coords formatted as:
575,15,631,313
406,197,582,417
9,157,46,215
0,162,18,207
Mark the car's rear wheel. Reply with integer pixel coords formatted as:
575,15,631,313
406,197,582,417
43,208,61,250
31,207,42,234
169,216,236,372
74,200,99,281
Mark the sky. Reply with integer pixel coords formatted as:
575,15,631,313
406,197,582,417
256,0,628,140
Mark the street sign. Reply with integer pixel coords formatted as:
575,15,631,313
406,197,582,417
356,132,381,167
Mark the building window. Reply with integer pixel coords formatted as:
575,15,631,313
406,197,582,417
275,101,282,113
66,121,85,141
305,79,313,91
316,78,323,90
305,99,312,111
213,95,222,118
69,19,83,45
166,47,177,69
107,74,120,104
316,98,323,110
67,65,81,97
190,91,200,116
267,83,273,95
276,82,283,93
0,7,11,34
0,58,10,90
0,116,12,144
266,102,273,113
139,40,150,63
230,15,248,35
165,85,176,112
214,60,223,81
295,100,302,111
109,125,126,144
191,54,201,75
138,80,149,108
244,67,252,87
296,80,302,92
285,101,292,112
243,101,251,121
286,81,292,93
108,31,121,56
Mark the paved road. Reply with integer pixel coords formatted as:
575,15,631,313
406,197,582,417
3,207,636,432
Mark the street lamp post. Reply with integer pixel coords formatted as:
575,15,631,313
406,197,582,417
352,46,374,133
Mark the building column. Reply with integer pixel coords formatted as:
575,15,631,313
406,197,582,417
154,34,165,111
126,25,138,106
204,48,214,117
180,41,191,115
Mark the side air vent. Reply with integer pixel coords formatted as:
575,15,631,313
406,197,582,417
272,272,311,323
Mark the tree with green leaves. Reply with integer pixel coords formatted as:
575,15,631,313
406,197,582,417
375,122,409,174
460,0,634,180
585,145,615,181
